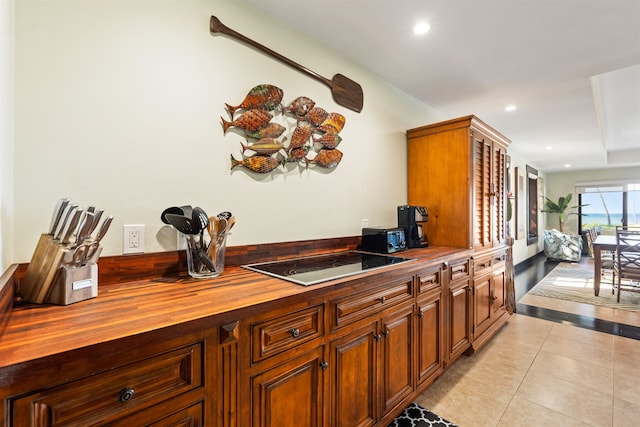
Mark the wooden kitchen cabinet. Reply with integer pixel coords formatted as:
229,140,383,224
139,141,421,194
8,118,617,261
470,248,509,352
445,258,472,367
250,346,326,427
415,265,444,387
6,324,215,427
328,304,414,427
407,115,511,356
407,115,510,251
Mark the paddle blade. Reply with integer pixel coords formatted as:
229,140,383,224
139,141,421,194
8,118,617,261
331,74,364,113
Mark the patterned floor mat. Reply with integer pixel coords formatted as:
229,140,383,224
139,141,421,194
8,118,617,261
388,403,459,427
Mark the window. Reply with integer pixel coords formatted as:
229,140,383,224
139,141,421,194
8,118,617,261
578,183,640,232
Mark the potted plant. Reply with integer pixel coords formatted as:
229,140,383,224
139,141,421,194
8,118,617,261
541,192,585,233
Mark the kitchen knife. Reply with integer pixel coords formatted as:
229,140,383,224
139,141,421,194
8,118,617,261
54,203,78,241
60,208,83,245
48,198,70,235
88,208,104,236
94,215,113,243
73,211,95,248
83,216,113,265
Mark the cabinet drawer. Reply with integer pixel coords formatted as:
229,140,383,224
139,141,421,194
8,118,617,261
11,343,203,426
448,259,470,281
417,266,442,294
252,304,324,363
473,256,492,274
330,277,413,329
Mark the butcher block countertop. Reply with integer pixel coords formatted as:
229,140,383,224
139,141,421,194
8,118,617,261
0,243,469,369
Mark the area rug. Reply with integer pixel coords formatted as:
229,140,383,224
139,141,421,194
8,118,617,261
527,260,640,311
388,403,458,427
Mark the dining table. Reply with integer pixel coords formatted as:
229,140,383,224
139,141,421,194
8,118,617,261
592,234,617,296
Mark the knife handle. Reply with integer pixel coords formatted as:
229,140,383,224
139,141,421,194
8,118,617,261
60,209,83,245
74,211,95,248
94,216,113,243
48,198,70,235
54,204,78,241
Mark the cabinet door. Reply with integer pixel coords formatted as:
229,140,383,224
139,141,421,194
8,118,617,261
447,279,471,365
251,346,325,427
380,305,414,415
472,132,493,250
416,290,443,386
330,321,378,427
492,143,507,245
472,272,493,339
492,264,506,316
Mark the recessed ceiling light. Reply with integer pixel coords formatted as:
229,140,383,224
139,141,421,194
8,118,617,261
413,22,431,35
564,164,572,168
505,105,517,112
545,146,553,151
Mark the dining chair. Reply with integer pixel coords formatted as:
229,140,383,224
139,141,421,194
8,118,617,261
586,227,615,286
613,226,640,302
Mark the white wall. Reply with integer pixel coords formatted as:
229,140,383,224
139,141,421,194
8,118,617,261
9,0,444,263
0,0,14,273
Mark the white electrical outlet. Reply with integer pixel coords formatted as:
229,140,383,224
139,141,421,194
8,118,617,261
123,224,145,254
361,218,369,228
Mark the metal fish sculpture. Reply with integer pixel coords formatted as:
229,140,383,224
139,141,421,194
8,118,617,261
305,107,329,127
313,133,342,149
287,147,308,162
240,138,284,156
230,154,282,173
282,96,316,118
225,84,284,116
317,113,346,134
244,122,287,139
305,149,343,169
221,109,272,134
287,121,314,152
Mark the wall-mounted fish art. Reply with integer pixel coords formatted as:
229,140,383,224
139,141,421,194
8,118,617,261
222,84,346,175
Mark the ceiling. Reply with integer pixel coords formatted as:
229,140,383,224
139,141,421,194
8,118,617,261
245,0,640,173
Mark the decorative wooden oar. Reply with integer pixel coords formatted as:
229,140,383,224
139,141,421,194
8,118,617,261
210,15,364,113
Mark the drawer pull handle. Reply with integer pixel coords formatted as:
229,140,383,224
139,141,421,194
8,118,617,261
289,328,300,338
421,277,435,284
320,361,329,371
118,388,135,403
378,296,386,304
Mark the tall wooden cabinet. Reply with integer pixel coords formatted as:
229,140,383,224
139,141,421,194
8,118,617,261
407,115,511,353
407,115,510,251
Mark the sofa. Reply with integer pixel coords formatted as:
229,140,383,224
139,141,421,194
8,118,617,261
543,229,583,262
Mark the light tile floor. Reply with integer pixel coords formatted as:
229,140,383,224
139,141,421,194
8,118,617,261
415,303,640,426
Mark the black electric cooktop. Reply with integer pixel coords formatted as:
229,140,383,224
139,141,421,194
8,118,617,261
242,250,415,286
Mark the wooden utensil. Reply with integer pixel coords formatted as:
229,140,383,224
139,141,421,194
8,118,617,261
210,15,364,113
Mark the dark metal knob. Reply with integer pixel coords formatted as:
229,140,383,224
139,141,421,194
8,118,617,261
118,388,135,403
382,329,390,338
374,334,381,341
378,296,386,303
289,328,300,338
417,310,424,318
320,361,329,371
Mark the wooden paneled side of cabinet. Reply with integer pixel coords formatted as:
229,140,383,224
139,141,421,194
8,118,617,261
407,115,510,251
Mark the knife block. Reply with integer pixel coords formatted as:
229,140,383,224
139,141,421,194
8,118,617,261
46,263,98,305
21,233,100,305
21,234,67,303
